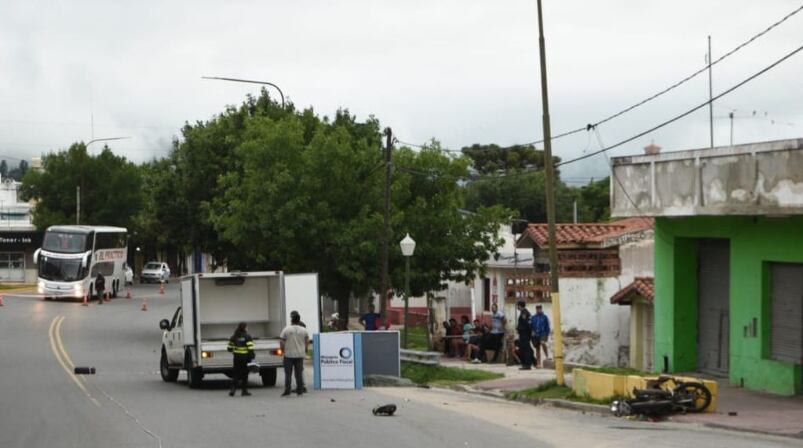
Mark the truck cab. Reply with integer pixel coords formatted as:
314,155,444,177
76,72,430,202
159,271,319,388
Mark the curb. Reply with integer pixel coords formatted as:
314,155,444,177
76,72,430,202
701,422,803,441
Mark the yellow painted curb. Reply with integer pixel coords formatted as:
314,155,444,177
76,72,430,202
573,369,717,412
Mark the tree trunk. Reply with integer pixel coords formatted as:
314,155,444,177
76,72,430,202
337,295,350,331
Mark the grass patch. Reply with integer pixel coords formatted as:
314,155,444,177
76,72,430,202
401,361,502,386
506,380,620,405
399,326,429,351
0,283,33,290
580,366,648,376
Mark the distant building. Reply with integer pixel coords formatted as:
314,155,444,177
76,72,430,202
516,218,654,367
0,176,41,282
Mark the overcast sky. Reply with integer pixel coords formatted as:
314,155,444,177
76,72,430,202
0,1,801,181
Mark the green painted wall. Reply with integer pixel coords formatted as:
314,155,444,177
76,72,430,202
654,216,803,396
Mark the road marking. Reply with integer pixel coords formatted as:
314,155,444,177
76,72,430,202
48,316,101,407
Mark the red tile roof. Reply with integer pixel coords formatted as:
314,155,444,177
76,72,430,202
610,277,654,305
521,217,653,248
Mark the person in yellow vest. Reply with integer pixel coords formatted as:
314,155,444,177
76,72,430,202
227,322,255,397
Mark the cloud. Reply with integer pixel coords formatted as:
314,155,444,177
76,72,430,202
0,0,799,181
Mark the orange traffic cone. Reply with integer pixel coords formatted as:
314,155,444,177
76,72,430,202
104,291,111,302
82,295,89,306
141,297,148,311
126,287,132,299
0,294,4,306
159,281,165,295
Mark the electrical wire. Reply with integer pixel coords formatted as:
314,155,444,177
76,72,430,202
557,44,803,167
397,4,803,153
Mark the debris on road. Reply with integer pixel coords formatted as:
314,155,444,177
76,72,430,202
372,404,397,416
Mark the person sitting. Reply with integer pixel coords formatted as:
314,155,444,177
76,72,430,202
446,318,462,357
466,319,488,363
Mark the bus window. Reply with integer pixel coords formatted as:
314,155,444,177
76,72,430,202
91,262,115,277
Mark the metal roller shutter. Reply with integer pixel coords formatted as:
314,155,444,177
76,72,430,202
697,239,730,376
770,263,803,364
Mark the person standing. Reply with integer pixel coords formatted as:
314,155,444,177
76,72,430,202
531,304,551,368
280,310,309,397
358,304,381,331
516,300,533,370
227,322,255,397
489,303,507,362
94,272,106,305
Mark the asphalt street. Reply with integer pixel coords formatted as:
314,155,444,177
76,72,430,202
0,283,800,448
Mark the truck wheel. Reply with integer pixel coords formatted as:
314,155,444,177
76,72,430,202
185,351,203,388
260,367,277,387
160,349,179,382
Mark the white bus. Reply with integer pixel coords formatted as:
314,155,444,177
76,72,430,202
34,225,128,300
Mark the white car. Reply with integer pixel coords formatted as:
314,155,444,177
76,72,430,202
124,263,134,286
140,261,171,284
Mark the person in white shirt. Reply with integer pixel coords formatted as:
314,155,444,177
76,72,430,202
280,310,309,396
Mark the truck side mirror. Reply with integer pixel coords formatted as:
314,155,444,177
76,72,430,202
81,252,89,268
159,319,170,330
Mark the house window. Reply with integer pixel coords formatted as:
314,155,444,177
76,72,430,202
770,263,803,364
483,278,491,312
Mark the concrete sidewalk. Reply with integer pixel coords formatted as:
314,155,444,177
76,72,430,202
440,357,803,439
672,383,803,438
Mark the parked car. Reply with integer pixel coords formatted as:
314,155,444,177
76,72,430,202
140,262,171,283
124,263,134,286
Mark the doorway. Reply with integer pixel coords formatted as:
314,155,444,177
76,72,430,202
696,239,730,376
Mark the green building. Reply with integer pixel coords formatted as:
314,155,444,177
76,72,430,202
611,139,803,395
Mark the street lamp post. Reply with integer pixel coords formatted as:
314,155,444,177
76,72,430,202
400,233,416,349
201,76,285,108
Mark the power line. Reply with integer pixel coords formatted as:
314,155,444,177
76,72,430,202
557,43,803,167
397,4,803,152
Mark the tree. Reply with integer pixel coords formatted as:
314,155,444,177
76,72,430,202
207,105,510,327
574,177,611,222
7,159,29,181
0,160,7,179
462,144,546,174
20,143,142,229
391,143,509,297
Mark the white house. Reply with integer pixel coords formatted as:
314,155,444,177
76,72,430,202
0,176,41,283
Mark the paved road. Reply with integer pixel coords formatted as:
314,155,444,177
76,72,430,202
0,283,800,448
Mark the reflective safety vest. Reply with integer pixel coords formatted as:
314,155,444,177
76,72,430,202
228,334,255,355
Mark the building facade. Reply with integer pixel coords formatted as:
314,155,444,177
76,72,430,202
611,138,803,395
0,176,41,283
517,218,654,366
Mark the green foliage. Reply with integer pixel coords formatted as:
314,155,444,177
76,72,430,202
400,361,503,385
20,144,142,229
575,177,611,222
462,144,546,174
400,326,429,351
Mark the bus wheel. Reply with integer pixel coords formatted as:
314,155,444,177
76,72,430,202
112,280,119,298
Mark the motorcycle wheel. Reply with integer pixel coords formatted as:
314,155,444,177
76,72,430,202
673,382,712,413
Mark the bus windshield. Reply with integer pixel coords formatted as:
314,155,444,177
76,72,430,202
38,256,86,282
42,232,91,254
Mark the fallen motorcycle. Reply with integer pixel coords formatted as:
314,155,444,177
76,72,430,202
611,375,712,417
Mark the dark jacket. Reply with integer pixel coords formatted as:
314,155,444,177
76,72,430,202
95,273,106,292
227,333,255,359
517,308,532,334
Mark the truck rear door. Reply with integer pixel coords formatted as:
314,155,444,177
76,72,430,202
180,276,197,347
283,273,321,334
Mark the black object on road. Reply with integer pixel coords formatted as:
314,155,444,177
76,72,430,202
372,404,397,416
74,367,96,375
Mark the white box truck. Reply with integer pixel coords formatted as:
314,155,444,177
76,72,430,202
158,271,320,388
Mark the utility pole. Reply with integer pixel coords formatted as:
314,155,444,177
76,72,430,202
708,35,714,149
536,0,565,386
380,128,393,323
729,111,734,146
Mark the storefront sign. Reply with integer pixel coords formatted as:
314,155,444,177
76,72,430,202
313,332,363,389
0,231,42,248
